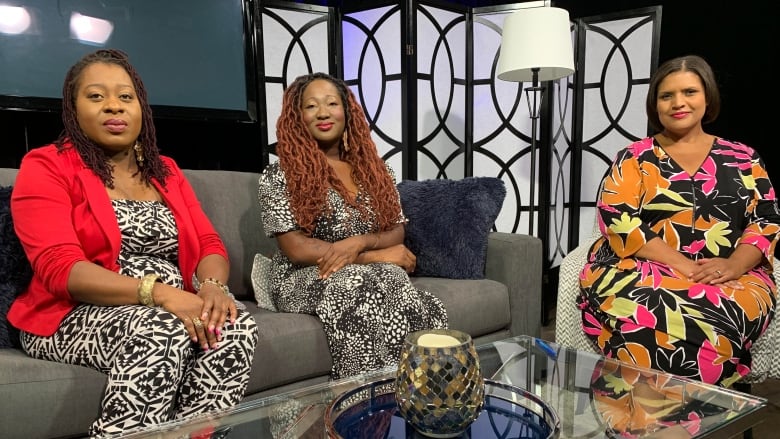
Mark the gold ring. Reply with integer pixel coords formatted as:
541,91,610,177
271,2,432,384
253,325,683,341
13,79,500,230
192,317,204,329
715,270,722,276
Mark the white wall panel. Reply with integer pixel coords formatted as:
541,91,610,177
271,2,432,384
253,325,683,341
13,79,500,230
344,6,402,160
261,6,329,156
416,5,467,180
574,11,659,248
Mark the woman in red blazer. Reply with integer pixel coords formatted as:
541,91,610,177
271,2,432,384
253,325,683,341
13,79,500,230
8,49,258,437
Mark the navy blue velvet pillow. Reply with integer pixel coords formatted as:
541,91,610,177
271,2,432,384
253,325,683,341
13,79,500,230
397,177,505,279
0,186,33,348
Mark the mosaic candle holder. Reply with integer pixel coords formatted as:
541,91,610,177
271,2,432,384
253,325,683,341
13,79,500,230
395,329,484,438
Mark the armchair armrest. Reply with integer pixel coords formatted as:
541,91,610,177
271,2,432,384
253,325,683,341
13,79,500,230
555,235,600,352
485,232,543,338
745,259,780,382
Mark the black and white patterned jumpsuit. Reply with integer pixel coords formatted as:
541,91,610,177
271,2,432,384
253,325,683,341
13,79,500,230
21,200,258,437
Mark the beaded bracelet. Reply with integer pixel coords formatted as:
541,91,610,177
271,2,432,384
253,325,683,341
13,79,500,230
137,273,160,307
200,277,230,296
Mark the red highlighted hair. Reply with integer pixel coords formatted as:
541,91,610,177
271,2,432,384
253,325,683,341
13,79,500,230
275,73,400,235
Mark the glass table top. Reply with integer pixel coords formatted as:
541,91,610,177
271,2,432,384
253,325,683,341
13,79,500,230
118,335,767,438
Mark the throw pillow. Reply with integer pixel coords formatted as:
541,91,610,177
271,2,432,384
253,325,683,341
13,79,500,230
397,177,505,279
251,253,277,311
0,186,33,348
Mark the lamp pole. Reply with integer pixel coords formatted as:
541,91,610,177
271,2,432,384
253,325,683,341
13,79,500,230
525,67,543,236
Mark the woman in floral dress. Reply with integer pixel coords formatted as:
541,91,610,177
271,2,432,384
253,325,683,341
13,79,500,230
258,72,447,379
579,55,780,388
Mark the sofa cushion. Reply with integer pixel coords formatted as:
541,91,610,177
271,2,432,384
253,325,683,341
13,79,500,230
0,186,33,349
182,169,275,301
412,277,511,337
0,349,105,437
242,306,332,393
397,177,506,279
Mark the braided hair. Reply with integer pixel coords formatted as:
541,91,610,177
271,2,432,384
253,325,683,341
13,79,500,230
57,49,170,188
275,72,401,235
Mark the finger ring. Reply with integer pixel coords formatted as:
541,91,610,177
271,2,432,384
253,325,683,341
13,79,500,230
192,317,204,328
716,270,722,276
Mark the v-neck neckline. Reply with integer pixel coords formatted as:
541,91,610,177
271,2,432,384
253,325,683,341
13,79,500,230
655,136,716,177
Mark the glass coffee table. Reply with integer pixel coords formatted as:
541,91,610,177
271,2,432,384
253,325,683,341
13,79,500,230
118,335,767,438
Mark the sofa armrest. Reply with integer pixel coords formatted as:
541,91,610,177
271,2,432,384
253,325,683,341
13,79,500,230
484,232,543,338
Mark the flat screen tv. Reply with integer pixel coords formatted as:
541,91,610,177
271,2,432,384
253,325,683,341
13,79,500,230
0,0,257,121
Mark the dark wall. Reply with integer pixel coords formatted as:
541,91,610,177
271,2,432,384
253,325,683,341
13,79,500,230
556,0,778,185
0,108,265,172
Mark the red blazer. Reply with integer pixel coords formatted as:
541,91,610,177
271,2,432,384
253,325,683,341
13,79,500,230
8,144,228,336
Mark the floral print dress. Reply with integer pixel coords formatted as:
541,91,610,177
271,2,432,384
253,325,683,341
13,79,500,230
578,137,780,387
257,162,448,379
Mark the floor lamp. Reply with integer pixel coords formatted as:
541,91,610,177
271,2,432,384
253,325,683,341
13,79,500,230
497,6,574,236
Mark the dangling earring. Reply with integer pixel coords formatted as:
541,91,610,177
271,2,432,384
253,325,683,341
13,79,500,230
134,142,144,167
342,131,350,152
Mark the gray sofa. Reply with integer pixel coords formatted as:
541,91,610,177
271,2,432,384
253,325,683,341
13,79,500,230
0,167,543,438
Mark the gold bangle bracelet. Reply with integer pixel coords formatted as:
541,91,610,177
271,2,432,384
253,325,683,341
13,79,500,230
137,274,160,307
201,277,230,296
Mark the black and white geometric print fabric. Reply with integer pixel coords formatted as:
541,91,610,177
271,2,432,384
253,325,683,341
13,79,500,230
112,199,183,288
20,304,258,437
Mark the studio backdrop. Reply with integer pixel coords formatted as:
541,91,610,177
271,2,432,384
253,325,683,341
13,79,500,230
256,0,661,291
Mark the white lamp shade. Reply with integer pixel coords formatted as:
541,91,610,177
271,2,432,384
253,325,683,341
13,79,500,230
497,7,575,83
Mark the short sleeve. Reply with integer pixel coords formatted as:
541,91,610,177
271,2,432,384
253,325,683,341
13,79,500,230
257,162,299,237
386,164,407,225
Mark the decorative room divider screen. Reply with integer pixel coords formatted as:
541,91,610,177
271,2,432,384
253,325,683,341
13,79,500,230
255,0,660,319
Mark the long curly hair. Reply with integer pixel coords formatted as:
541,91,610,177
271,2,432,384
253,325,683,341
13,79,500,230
56,49,171,188
275,72,401,235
